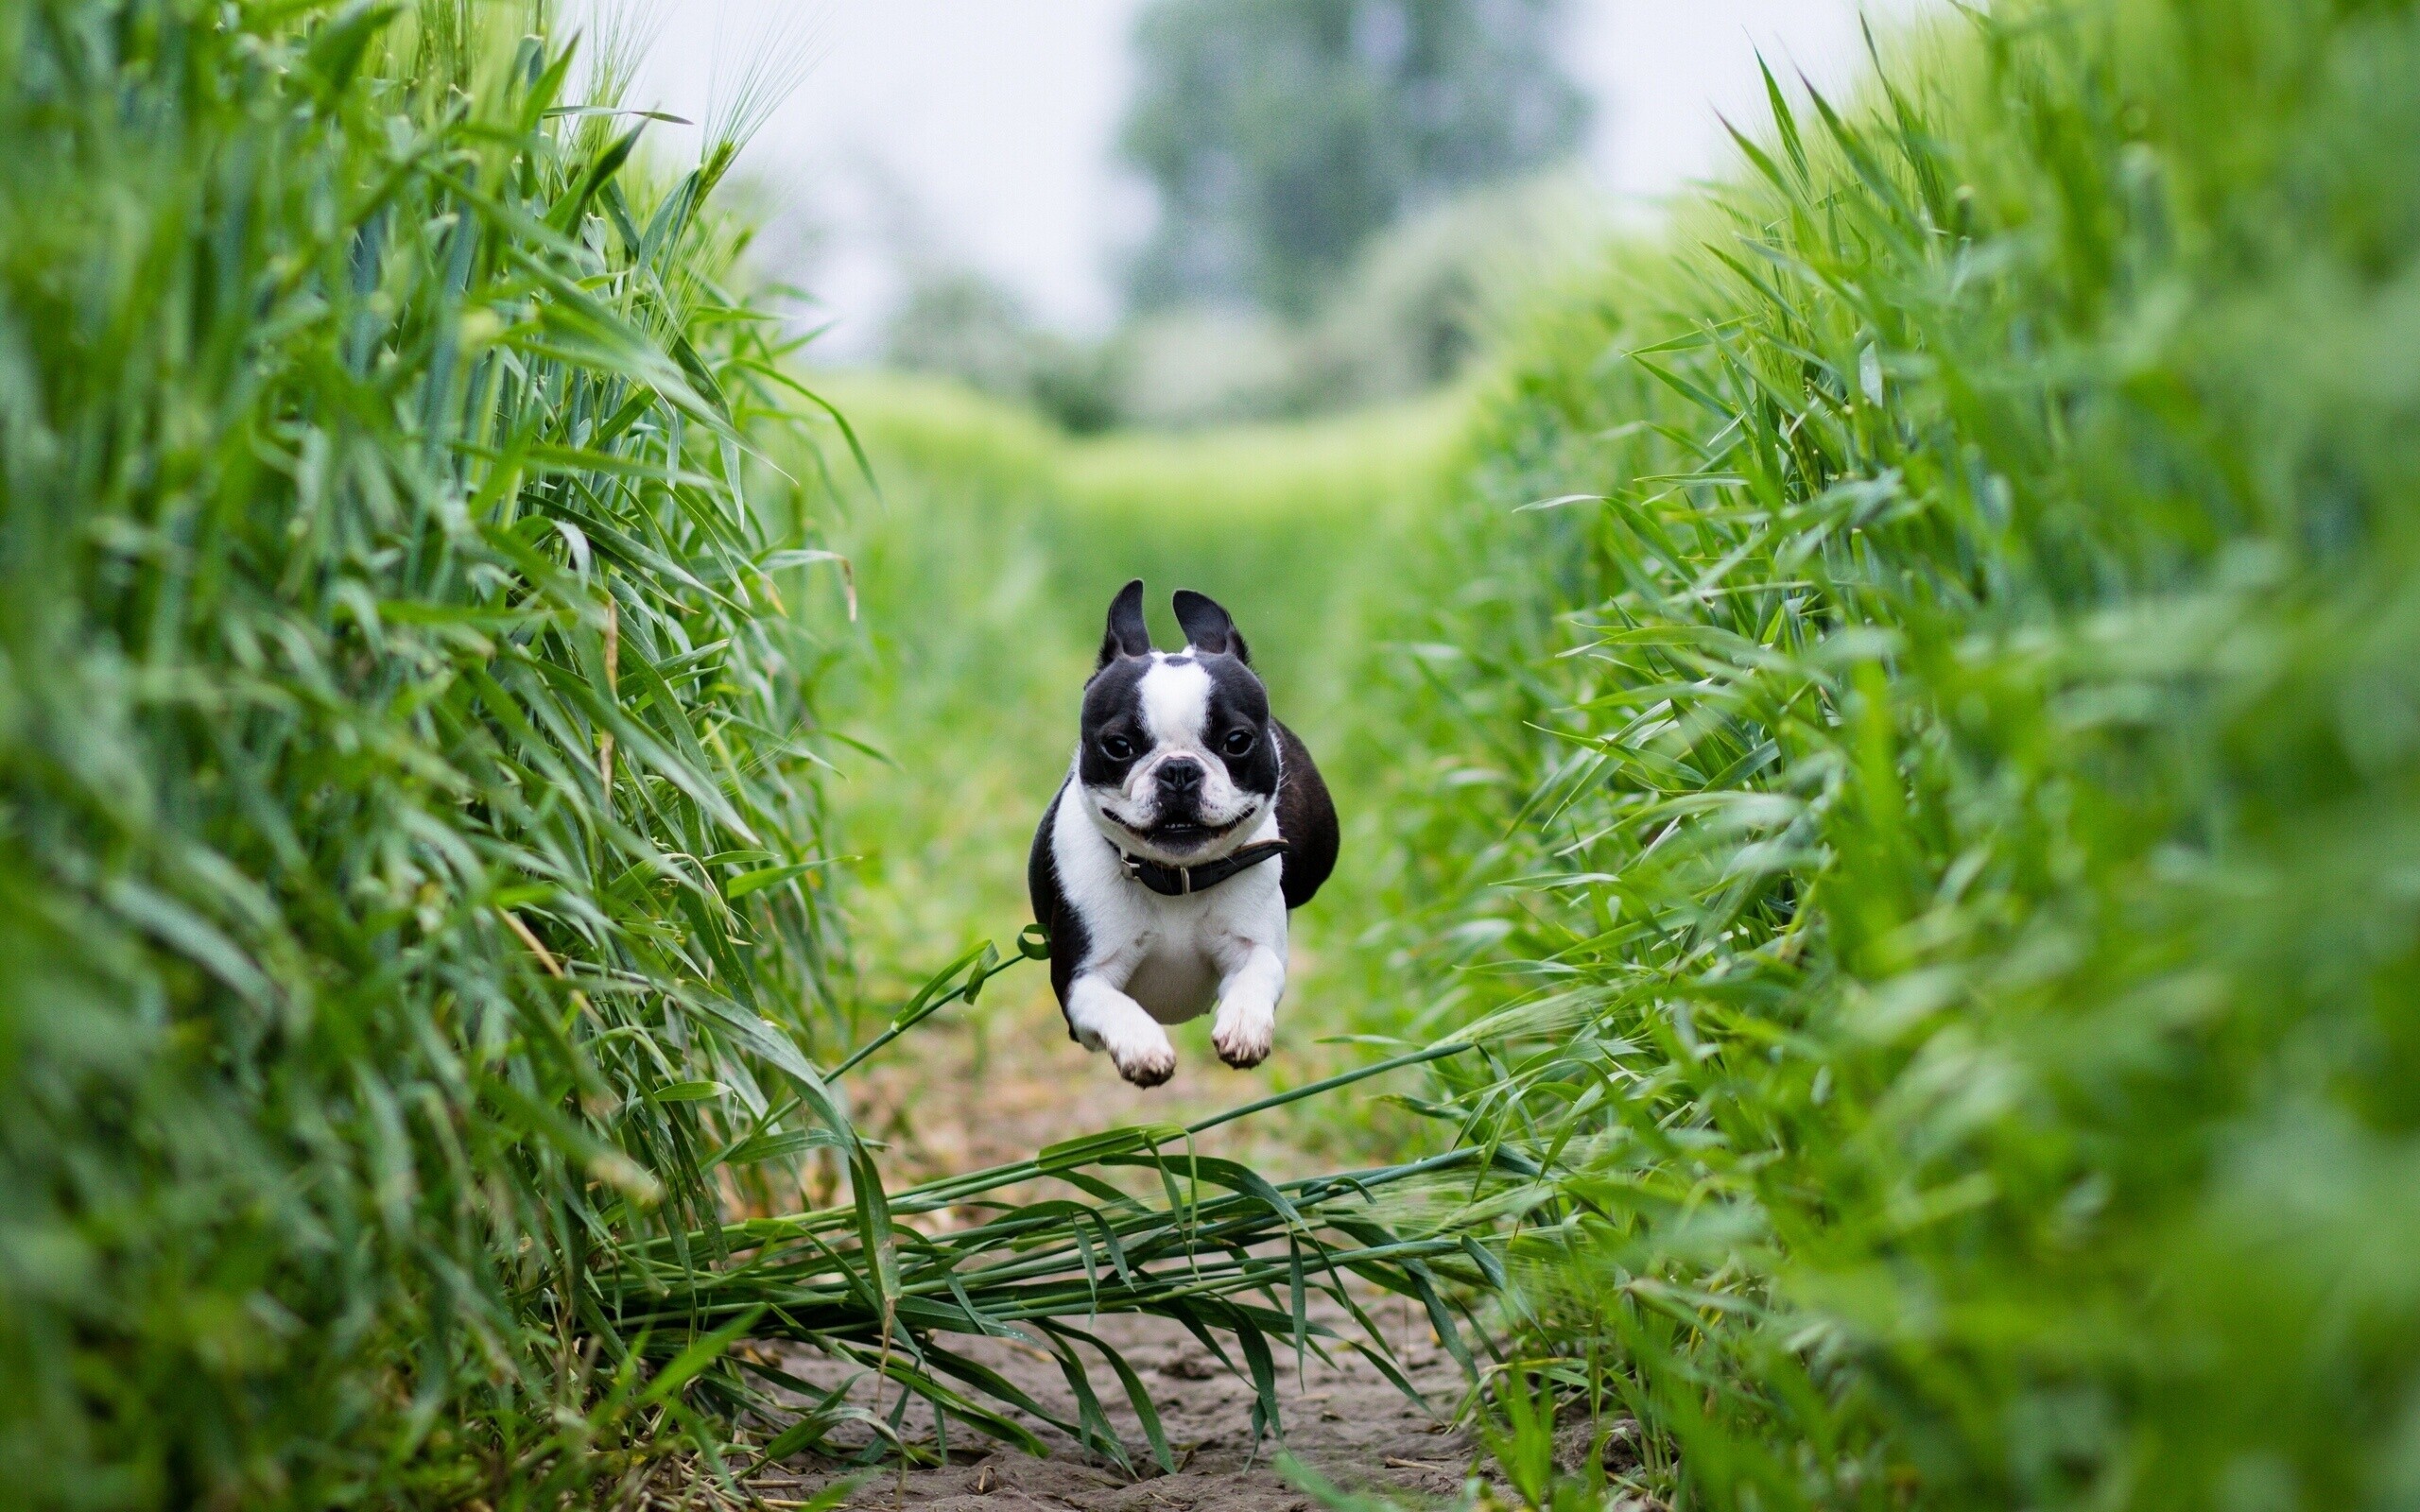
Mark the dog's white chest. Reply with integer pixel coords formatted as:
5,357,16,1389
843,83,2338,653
1046,776,1288,1028
1125,939,1220,1023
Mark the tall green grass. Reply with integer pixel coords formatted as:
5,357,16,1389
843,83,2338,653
0,2,854,1503
1357,0,2420,1505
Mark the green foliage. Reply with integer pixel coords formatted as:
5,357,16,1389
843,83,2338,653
1119,0,1589,318
0,1,855,1503
1357,0,2420,1504
1476,1368,1602,1512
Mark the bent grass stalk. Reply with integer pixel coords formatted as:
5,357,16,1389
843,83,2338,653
602,940,1503,1475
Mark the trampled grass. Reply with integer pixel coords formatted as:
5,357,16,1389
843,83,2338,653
610,1011,1510,1479
1352,0,2420,1505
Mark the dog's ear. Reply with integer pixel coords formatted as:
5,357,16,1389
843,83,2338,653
1097,578,1151,669
1172,589,1250,664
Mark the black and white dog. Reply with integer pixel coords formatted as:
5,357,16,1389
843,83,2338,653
1028,581,1338,1086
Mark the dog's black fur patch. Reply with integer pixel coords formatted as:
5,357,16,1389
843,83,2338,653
1271,719,1337,909
1097,577,1151,668
1078,656,1151,791
1027,784,1088,1036
1198,651,1279,799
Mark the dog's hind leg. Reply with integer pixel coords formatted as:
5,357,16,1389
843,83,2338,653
1066,973,1178,1087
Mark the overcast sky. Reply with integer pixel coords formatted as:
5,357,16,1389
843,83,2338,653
596,1,1934,355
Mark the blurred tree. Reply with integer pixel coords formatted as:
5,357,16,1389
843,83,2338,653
884,267,1121,433
1118,0,1589,318
883,269,1040,397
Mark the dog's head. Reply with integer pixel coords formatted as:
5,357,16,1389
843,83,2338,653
1074,579,1278,865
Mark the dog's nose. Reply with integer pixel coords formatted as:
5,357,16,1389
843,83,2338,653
1156,758,1204,795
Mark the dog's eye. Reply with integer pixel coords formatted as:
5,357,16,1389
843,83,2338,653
1221,730,1255,757
1101,734,1136,761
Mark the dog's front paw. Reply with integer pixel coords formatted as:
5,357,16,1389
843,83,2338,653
1211,1004,1274,1069
1105,1026,1178,1087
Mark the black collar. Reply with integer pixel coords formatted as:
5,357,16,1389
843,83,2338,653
1112,835,1291,897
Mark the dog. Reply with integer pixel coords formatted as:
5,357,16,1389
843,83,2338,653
1028,580,1338,1086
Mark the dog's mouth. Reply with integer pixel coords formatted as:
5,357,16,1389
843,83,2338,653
1136,815,1244,852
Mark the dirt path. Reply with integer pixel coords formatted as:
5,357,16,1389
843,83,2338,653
722,982,1491,1511
838,955,1401,1190
743,1299,1479,1512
